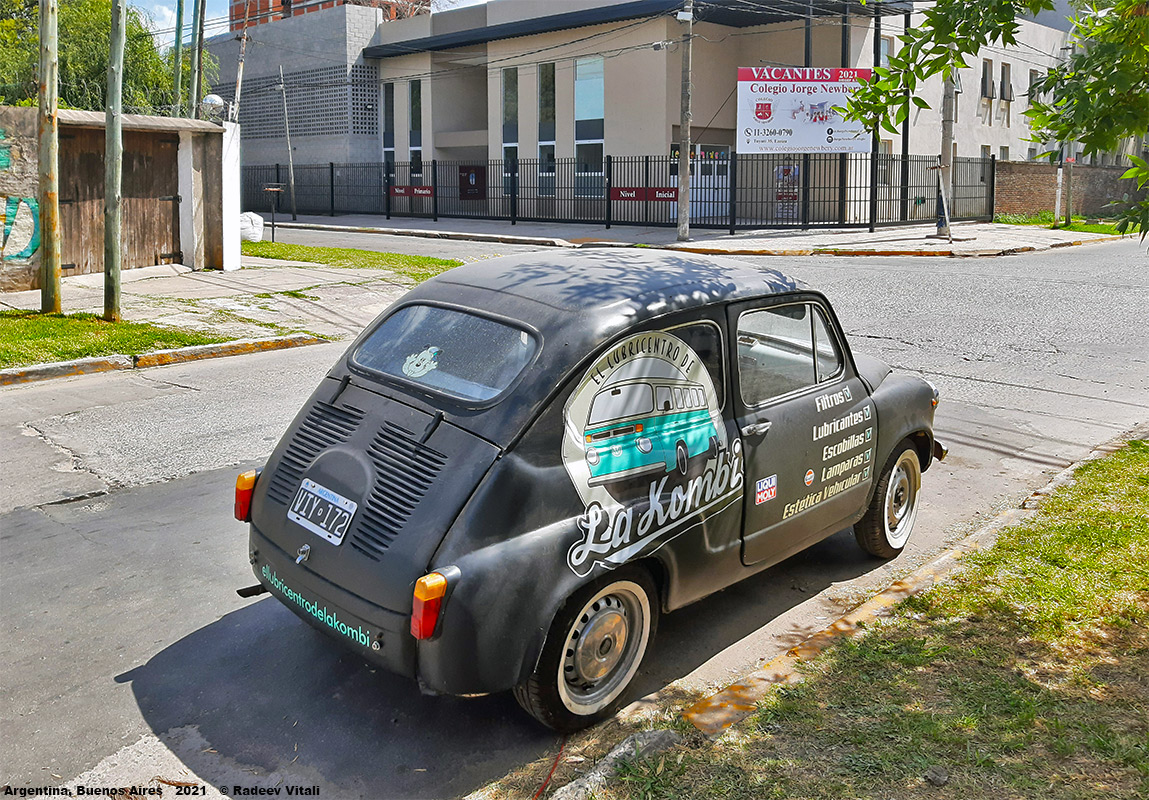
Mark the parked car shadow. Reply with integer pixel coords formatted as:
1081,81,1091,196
115,528,872,799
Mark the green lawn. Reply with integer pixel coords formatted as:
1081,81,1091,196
241,241,461,283
0,310,232,369
608,441,1149,800
994,211,1138,235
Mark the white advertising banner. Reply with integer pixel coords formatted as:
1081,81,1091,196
737,67,873,154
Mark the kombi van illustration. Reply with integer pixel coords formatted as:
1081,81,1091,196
582,359,720,486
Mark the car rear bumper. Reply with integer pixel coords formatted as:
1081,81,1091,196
933,438,948,462
249,525,417,680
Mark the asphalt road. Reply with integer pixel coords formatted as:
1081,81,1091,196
2,240,1147,798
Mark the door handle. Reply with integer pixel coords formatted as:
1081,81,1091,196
741,421,772,437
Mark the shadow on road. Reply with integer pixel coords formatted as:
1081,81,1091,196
114,530,873,799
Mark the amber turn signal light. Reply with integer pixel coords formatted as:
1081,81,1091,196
411,572,449,640
234,470,259,522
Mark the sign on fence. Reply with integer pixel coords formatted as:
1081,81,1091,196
459,166,486,200
736,67,872,154
391,186,433,197
610,187,678,201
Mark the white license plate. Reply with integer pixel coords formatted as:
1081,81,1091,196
288,479,358,545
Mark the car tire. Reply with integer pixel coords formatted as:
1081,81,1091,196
675,442,689,475
512,567,659,732
855,443,921,559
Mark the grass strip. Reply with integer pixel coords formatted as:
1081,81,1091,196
994,211,1139,235
241,241,461,283
608,440,1149,800
0,310,233,369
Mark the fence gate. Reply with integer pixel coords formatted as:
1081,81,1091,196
58,129,180,275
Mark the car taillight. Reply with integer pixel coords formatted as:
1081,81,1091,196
411,572,448,640
235,469,259,522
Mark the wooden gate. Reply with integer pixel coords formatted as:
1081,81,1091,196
58,128,181,274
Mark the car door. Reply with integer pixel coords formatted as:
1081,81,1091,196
728,296,876,566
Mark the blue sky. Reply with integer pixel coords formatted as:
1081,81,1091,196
141,0,232,49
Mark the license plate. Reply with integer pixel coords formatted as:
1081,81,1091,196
287,479,358,545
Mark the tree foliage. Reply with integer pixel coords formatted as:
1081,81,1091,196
847,0,1149,238
0,0,217,115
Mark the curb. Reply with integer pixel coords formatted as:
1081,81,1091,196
268,221,575,248
657,234,1126,258
550,730,682,800
680,419,1149,739
0,334,326,387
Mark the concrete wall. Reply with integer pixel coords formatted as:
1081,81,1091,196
0,107,41,291
995,161,1147,217
208,4,386,167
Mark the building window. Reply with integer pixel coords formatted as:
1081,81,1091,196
382,82,395,165
879,139,893,184
980,144,992,182
999,146,1009,161
980,59,995,99
409,79,422,146
1028,146,1038,160
1000,62,1014,102
1027,69,1041,105
538,62,556,145
574,56,604,196
502,67,518,146
880,36,894,68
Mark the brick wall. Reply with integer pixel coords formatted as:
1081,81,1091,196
995,160,1145,217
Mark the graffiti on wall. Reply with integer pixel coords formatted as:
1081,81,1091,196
0,127,41,262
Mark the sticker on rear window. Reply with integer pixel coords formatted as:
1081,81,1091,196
402,345,441,378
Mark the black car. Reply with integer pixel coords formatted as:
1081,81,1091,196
235,250,945,731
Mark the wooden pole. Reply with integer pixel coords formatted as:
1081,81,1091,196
232,1,253,122
676,0,693,242
104,0,126,322
173,0,184,115
194,0,206,117
188,0,202,118
38,0,62,313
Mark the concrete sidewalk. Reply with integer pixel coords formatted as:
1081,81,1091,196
0,260,411,341
272,214,1129,256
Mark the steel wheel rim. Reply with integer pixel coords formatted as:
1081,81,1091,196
676,444,688,474
883,451,920,549
558,580,650,715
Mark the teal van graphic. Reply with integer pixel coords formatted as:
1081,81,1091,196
561,330,738,575
583,362,720,486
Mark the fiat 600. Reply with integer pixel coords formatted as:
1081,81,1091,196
235,251,945,731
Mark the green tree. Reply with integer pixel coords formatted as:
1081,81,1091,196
847,0,1148,238
0,0,217,115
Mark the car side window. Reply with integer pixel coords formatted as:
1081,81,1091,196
665,321,725,408
812,307,843,382
737,303,819,405
655,385,673,411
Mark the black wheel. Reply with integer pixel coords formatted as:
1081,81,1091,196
675,442,689,475
513,567,658,732
707,435,719,460
855,443,921,559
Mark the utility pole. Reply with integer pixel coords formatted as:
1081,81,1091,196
231,1,253,122
676,0,694,242
193,0,207,118
188,0,202,118
104,0,126,322
938,48,956,239
1063,147,1074,227
38,0,62,313
278,66,298,220
173,0,184,115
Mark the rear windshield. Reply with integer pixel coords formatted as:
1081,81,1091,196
351,304,537,403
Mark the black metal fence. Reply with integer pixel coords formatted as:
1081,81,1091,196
243,154,994,231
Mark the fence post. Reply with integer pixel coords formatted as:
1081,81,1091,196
605,154,613,229
727,152,738,235
987,153,996,219
868,139,879,233
510,159,518,225
431,159,439,222
329,162,335,216
644,155,651,225
384,160,392,220
801,153,810,229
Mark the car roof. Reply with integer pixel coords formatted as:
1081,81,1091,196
419,249,804,319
